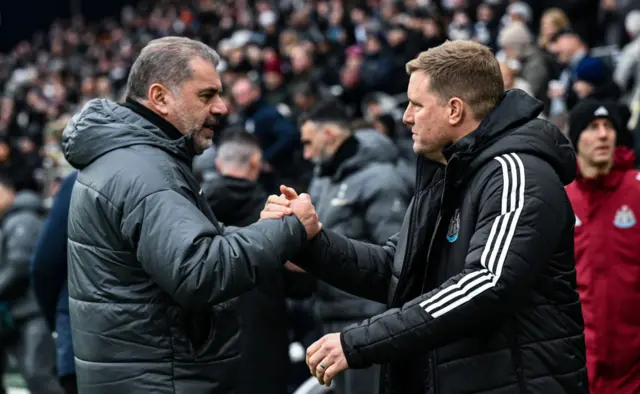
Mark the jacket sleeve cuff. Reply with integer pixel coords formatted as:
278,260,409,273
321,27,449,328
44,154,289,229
340,327,370,369
252,214,308,262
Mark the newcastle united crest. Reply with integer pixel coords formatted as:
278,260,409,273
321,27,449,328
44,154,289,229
447,209,461,243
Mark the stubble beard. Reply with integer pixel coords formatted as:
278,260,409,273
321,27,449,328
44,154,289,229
175,103,212,154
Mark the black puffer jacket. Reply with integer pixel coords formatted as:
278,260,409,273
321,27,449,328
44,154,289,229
62,99,307,394
294,90,588,393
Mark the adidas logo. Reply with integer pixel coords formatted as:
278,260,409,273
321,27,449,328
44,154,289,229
594,106,608,117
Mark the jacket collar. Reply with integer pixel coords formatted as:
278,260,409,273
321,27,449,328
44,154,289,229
318,136,359,178
121,97,185,141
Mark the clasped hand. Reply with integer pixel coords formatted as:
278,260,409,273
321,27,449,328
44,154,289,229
261,187,349,385
260,185,322,240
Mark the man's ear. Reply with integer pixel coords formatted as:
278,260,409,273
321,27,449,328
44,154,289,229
215,157,223,173
249,151,262,171
447,97,465,126
148,83,172,117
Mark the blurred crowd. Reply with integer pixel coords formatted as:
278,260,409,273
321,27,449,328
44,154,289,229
1,0,640,393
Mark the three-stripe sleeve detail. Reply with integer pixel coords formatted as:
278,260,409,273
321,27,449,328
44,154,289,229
419,153,525,318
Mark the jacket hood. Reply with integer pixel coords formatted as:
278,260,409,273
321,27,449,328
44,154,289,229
445,89,576,186
335,129,399,179
5,190,44,218
203,173,266,226
62,99,195,169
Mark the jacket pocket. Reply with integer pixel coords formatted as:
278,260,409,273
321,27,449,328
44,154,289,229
182,309,215,357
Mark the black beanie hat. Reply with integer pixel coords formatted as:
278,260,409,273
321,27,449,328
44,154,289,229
568,99,627,151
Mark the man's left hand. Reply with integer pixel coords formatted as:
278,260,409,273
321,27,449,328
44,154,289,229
306,333,349,386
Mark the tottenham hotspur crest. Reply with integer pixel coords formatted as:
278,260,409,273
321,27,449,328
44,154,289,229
447,209,461,243
614,205,636,229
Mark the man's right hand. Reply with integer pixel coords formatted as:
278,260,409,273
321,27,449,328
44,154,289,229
260,185,322,240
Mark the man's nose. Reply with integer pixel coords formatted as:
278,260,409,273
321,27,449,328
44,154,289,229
596,125,611,138
211,98,228,116
402,109,412,125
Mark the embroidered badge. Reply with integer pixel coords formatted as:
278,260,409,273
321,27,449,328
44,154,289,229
446,209,460,243
614,205,636,229
330,183,349,206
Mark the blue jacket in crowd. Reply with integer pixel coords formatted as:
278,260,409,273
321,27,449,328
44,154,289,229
30,170,77,377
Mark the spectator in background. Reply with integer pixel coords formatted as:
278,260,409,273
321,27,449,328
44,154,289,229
359,31,396,95
261,48,289,107
30,171,78,394
614,10,640,129
498,21,551,104
231,76,300,194
287,44,326,101
499,58,535,98
0,175,64,394
299,101,410,394
565,99,640,394
204,130,265,227
572,57,622,103
548,28,609,111
290,81,321,122
472,2,501,51
538,8,570,53
204,130,291,394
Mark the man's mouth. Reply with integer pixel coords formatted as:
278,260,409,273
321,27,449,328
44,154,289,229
203,118,218,132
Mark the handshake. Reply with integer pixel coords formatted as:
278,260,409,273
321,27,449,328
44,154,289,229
260,185,323,240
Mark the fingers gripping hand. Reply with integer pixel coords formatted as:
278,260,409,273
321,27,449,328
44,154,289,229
290,194,322,239
260,194,293,220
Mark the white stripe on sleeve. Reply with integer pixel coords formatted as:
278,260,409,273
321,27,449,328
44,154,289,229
419,153,525,319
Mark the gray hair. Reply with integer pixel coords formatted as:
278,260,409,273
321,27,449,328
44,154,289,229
126,36,220,99
217,139,261,168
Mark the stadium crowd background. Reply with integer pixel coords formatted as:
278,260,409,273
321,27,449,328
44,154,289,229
1,0,640,392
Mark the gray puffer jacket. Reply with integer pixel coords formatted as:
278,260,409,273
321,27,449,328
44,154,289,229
0,191,45,321
62,99,307,394
309,131,410,322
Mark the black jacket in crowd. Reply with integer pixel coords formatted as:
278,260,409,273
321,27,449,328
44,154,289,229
203,172,290,394
61,98,308,394
293,90,588,394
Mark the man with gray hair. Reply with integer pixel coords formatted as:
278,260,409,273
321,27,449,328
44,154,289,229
61,36,321,394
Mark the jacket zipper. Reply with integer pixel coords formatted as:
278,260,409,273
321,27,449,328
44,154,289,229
391,160,423,306
421,162,450,294
431,349,440,394
509,318,527,393
423,161,453,394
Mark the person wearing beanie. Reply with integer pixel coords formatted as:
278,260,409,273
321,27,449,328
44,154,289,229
498,21,551,103
568,99,631,148
565,99,640,394
573,57,621,101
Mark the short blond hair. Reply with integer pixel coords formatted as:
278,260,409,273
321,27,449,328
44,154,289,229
406,40,504,120
538,8,570,48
